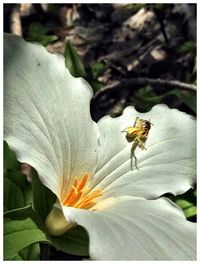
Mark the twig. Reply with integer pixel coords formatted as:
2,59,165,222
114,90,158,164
135,77,196,91
153,8,169,45
93,77,196,101
10,4,22,36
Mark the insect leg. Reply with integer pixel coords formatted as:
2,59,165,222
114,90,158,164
137,137,147,150
131,141,139,170
133,117,139,127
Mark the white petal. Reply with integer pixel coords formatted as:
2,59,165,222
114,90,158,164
4,34,99,198
91,105,196,199
62,197,196,260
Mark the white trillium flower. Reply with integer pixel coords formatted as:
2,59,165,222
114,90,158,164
4,34,196,260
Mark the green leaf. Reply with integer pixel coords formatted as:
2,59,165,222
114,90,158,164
4,207,50,260
4,140,19,170
134,86,164,111
39,35,58,47
26,22,58,46
170,187,196,219
5,206,89,258
188,58,196,84
4,205,33,219
135,86,164,103
4,218,47,260
129,4,146,13
151,4,165,11
12,243,40,260
176,41,196,54
64,40,86,77
4,177,24,211
91,63,106,79
168,89,196,114
175,199,196,218
4,141,33,211
184,205,197,218
90,80,104,92
32,172,57,221
4,169,32,211
51,225,89,256
179,92,196,113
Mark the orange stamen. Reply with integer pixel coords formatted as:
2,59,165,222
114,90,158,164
62,173,102,210
69,191,83,207
76,190,102,209
63,186,75,205
74,177,78,187
77,173,88,191
77,202,94,210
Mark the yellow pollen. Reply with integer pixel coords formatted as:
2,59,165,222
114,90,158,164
63,173,102,210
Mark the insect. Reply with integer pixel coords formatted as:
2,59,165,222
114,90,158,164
122,117,152,170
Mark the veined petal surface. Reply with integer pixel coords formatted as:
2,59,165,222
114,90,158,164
4,34,99,198
91,105,196,199
62,196,196,260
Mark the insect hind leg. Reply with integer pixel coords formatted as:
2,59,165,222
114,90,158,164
131,141,140,170
131,151,139,170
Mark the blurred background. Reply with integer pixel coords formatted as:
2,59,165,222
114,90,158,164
4,3,196,120
4,3,196,260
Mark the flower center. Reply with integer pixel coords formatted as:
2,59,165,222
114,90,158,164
63,173,102,210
